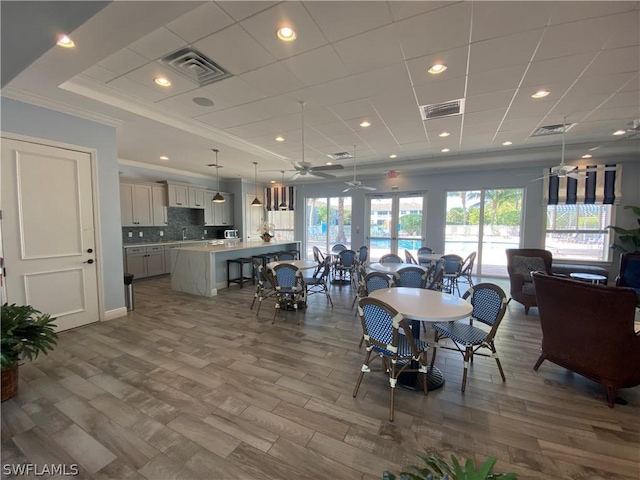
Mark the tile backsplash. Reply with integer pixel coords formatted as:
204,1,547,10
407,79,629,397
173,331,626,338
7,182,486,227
122,207,231,244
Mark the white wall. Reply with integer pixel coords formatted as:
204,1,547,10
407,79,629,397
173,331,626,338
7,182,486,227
1,97,123,311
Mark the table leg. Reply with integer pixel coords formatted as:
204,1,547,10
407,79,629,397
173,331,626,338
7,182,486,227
397,320,445,391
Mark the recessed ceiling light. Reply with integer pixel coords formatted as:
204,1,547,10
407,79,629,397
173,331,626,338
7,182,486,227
613,130,626,135
502,141,513,146
360,121,371,128
326,162,333,165
390,154,397,159
159,156,169,160
270,180,276,184
428,63,447,74
438,132,450,137
277,26,296,41
192,97,214,107
581,154,593,158
532,90,550,98
275,136,285,142
56,35,74,48
441,148,450,153
154,76,171,87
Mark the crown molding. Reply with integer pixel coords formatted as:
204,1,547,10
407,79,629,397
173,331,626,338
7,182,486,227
118,158,216,181
1,87,123,127
62,75,288,162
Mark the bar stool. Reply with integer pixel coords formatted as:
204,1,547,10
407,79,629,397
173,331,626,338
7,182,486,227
227,258,254,288
252,252,278,269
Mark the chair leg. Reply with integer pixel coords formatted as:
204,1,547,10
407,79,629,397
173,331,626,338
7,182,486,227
250,290,257,310
256,296,262,316
353,350,372,397
461,347,472,392
421,353,429,396
524,305,530,315
533,353,546,371
606,385,618,408
389,363,397,422
272,298,280,324
490,342,506,382
324,286,333,307
430,332,440,367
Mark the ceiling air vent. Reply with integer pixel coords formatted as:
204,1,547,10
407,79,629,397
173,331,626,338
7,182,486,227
328,152,354,160
160,48,231,87
530,123,576,137
419,99,464,120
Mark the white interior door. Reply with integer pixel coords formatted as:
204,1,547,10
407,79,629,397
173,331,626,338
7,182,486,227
245,194,264,242
1,138,99,331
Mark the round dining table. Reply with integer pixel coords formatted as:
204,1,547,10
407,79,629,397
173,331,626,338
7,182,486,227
266,259,318,270
369,262,428,274
417,253,444,263
368,287,472,390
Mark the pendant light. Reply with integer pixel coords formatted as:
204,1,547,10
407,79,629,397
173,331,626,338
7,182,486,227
278,170,288,210
211,149,225,203
251,161,262,207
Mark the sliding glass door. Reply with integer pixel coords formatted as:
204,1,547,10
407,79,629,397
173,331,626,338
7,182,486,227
445,188,523,276
368,193,424,262
305,196,352,258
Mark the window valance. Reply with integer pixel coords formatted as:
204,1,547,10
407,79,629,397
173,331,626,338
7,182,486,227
265,186,295,211
542,164,622,205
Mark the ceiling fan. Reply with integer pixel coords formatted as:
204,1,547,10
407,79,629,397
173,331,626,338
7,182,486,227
531,118,588,182
267,101,344,180
343,145,376,192
587,118,640,153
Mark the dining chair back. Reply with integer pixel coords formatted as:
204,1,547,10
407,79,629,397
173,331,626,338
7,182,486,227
417,246,435,267
331,243,347,254
335,249,357,284
364,272,395,293
354,297,429,421
351,262,369,310
276,251,297,261
431,283,508,392
250,258,275,316
425,262,445,291
404,250,418,264
379,253,403,263
304,256,333,307
271,264,305,324
358,245,369,264
440,254,464,295
394,266,429,288
458,251,477,288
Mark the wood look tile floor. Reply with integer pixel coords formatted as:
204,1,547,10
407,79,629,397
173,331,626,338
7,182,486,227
2,276,639,479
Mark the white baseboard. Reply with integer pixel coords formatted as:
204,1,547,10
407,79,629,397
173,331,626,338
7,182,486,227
103,307,128,321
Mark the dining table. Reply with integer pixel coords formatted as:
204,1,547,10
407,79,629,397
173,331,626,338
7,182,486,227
417,253,444,263
368,262,428,274
368,287,472,391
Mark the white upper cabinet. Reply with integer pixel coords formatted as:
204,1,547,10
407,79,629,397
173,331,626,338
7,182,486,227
120,182,153,226
168,184,188,207
151,185,168,226
188,186,206,208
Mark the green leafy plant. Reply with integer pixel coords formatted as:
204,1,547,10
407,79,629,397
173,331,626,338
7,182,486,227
607,205,640,253
1,303,58,369
383,454,518,480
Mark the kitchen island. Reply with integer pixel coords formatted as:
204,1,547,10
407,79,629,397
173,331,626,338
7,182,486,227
170,240,300,297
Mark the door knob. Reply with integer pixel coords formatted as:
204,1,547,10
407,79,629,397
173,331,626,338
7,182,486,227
84,259,94,264
87,248,93,253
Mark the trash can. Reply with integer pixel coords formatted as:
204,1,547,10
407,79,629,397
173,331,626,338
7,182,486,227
124,273,135,311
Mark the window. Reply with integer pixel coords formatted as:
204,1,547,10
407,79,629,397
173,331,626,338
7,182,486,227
305,196,352,258
267,210,295,241
545,204,612,262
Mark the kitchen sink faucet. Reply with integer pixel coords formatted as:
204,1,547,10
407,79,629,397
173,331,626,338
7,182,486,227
182,228,187,241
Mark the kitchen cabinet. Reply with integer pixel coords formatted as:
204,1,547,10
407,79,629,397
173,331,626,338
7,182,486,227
124,246,165,279
203,191,234,226
188,187,206,208
151,185,168,226
168,184,188,207
120,183,153,226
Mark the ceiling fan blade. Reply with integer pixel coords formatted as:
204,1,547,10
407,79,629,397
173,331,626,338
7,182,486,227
296,161,311,169
567,172,587,180
360,186,377,191
310,164,344,172
310,171,335,179
291,172,301,180
343,187,353,193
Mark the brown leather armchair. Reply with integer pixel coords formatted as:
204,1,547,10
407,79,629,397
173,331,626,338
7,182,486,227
505,249,553,314
532,272,640,407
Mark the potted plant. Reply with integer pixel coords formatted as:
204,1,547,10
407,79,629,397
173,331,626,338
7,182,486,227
383,454,518,480
1,303,57,402
257,220,276,243
607,205,640,253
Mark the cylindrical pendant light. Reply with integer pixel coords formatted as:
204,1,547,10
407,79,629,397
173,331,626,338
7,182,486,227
278,171,288,210
212,149,225,203
251,162,262,206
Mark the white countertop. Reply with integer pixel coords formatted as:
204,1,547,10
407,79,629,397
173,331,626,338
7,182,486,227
177,240,299,253
123,240,210,248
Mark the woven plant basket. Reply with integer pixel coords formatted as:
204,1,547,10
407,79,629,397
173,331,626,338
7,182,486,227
1,365,19,402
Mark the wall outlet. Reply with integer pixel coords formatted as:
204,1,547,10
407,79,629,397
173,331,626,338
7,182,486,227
128,232,132,238
139,232,143,237
159,231,164,237
204,230,207,234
